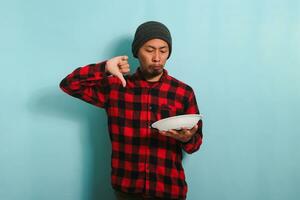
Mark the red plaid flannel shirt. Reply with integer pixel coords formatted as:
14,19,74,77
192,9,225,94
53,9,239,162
60,61,203,199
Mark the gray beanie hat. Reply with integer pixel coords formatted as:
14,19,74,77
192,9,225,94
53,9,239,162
132,21,172,58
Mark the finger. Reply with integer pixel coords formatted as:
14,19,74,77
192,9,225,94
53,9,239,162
120,69,130,75
159,131,167,135
164,132,175,138
181,127,188,131
181,135,192,143
159,131,173,138
115,72,126,87
178,129,187,135
168,129,180,136
118,63,130,70
119,64,130,74
118,60,129,67
190,124,198,134
120,55,128,61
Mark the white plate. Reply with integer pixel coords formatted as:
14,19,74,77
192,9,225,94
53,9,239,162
151,114,203,131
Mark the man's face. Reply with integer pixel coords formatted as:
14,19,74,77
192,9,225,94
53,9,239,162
137,38,169,81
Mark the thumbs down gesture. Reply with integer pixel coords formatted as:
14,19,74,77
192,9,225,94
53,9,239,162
105,55,130,87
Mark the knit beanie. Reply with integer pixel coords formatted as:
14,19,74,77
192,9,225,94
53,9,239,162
132,21,172,58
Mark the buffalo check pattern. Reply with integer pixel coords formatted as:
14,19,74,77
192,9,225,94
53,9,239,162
60,61,203,200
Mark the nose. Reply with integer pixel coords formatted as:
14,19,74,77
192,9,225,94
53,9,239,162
152,50,161,63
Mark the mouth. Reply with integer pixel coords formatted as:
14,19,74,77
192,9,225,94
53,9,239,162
150,65,163,70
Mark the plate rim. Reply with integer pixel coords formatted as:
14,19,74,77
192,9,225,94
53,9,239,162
151,114,203,130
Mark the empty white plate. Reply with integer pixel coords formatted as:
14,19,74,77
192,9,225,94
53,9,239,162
151,114,203,131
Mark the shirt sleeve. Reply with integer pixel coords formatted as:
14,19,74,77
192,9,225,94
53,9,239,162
181,89,203,154
59,61,110,108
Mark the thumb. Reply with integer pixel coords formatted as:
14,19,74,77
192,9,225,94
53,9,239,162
115,72,126,87
120,55,128,61
191,124,198,134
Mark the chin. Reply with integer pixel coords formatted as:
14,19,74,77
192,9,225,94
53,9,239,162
151,68,163,75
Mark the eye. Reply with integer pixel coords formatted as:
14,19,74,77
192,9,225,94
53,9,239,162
160,49,168,54
160,48,168,54
145,49,154,53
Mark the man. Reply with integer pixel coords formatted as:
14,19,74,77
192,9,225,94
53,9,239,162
60,21,203,200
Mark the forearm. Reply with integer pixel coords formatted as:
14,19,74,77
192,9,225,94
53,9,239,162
60,61,107,93
181,88,203,153
59,61,109,107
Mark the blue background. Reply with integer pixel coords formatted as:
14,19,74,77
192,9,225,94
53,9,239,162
1,0,299,199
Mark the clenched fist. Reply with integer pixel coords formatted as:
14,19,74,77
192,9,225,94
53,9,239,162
105,55,130,87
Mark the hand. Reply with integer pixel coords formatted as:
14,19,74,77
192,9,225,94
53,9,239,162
105,55,130,87
159,125,198,143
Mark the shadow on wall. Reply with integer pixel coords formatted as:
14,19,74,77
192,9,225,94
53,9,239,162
28,36,139,200
104,35,140,74
28,86,114,200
